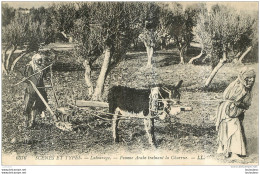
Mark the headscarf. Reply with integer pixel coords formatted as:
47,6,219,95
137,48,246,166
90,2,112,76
238,66,256,87
216,67,255,126
27,53,45,80
223,67,255,102
29,53,44,73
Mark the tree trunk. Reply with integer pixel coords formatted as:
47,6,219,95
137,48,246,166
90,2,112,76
2,63,7,75
83,60,94,97
2,45,11,69
188,51,204,64
205,51,227,87
188,45,204,64
179,43,187,64
92,47,112,101
232,51,242,64
238,46,252,64
10,52,27,72
235,51,242,58
146,45,153,67
5,44,17,72
2,48,9,75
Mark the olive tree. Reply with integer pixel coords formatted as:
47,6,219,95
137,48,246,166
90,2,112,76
49,3,77,40
2,11,46,74
188,7,213,64
193,5,257,87
231,11,257,64
138,2,160,67
2,3,16,27
159,2,196,64
30,7,56,44
72,2,138,100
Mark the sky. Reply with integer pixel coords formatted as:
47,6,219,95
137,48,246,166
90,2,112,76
3,1,53,9
181,1,258,11
2,1,259,12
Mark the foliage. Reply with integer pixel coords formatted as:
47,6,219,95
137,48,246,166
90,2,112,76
2,3,16,27
233,11,258,62
158,2,203,63
49,3,77,34
2,12,28,48
138,3,160,45
2,11,47,73
193,12,212,61
70,2,146,99
137,3,161,66
159,3,191,47
193,5,257,68
29,7,56,44
2,9,51,51
72,2,141,68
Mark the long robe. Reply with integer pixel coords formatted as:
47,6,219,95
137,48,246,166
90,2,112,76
216,79,252,156
24,64,48,115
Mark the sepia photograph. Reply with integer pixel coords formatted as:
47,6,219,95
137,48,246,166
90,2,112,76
1,1,259,166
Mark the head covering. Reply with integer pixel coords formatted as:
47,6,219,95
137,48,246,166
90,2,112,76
239,66,256,79
29,53,44,73
238,67,256,86
32,53,42,62
216,67,255,130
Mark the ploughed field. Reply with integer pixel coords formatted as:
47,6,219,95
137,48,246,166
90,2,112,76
2,49,258,164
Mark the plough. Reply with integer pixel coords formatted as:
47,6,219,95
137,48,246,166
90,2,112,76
75,100,192,112
15,64,73,131
16,64,193,132
75,100,193,119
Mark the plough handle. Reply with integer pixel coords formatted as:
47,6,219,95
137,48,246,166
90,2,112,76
28,80,57,121
13,63,53,87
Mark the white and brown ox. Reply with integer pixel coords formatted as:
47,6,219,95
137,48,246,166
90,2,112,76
107,80,183,147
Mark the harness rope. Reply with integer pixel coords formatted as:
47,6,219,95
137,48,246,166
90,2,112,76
149,86,174,118
76,107,157,120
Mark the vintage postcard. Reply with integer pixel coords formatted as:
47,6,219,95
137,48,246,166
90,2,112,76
2,1,258,166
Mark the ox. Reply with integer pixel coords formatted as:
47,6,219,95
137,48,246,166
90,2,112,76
107,80,183,147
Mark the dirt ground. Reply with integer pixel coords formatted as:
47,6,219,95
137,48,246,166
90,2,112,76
2,49,258,165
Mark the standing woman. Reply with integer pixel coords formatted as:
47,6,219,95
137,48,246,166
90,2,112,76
216,67,256,159
24,53,48,128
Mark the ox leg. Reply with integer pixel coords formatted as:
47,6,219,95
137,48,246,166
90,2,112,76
112,111,120,143
144,118,156,147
